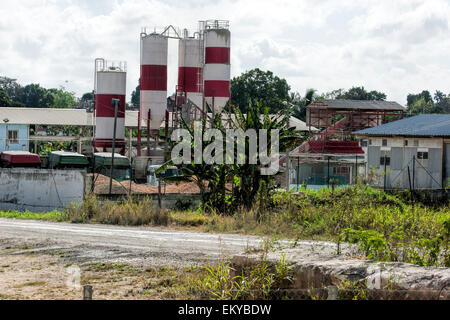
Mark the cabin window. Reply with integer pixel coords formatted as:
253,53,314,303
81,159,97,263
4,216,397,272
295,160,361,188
333,167,349,176
8,130,18,144
382,139,388,147
417,151,428,160
380,150,391,166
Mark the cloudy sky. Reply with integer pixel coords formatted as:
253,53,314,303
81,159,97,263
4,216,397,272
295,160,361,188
1,0,449,105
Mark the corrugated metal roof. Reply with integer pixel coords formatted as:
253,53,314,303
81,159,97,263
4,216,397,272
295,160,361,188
0,108,313,131
0,107,89,126
354,114,450,137
309,99,405,111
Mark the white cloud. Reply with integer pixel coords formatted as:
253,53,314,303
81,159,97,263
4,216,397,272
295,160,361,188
0,0,449,106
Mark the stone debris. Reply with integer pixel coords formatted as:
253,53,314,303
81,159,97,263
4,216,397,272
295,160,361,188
89,174,201,195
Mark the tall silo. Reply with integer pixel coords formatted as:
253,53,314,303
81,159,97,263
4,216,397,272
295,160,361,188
140,32,168,134
203,20,230,114
178,37,203,109
94,59,127,155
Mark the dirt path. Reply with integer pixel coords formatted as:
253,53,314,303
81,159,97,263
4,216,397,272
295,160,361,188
0,218,357,300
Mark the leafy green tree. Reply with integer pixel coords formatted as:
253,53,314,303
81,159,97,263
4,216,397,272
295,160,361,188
290,89,316,121
161,102,300,214
332,86,386,101
228,103,299,211
17,83,54,108
161,115,233,212
407,90,432,107
407,97,434,115
0,89,12,107
50,88,77,108
231,69,290,113
0,76,22,102
78,91,94,110
81,92,94,102
406,90,450,115
433,91,450,114
131,82,140,109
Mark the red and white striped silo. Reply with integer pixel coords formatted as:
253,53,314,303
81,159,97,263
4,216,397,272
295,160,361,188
94,59,127,155
140,32,168,133
203,20,231,113
178,37,203,109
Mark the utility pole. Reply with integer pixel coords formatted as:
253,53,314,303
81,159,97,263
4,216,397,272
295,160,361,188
412,155,415,191
147,109,151,156
327,157,330,188
284,101,291,191
285,149,290,191
383,154,387,191
109,99,119,195
3,118,9,151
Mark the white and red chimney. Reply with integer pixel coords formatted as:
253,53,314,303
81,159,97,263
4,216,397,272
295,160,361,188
203,22,231,113
140,33,168,133
94,59,127,155
178,37,203,109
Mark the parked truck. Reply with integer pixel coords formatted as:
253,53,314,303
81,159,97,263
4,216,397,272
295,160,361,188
92,152,131,182
48,151,89,170
132,148,166,183
0,151,41,168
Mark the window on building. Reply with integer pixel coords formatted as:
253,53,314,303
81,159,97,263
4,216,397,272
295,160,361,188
417,151,428,160
382,139,388,147
360,139,368,147
380,150,391,166
333,167,349,176
404,140,408,146
8,130,18,144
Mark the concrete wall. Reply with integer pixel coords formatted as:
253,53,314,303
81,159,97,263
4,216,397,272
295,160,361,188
0,124,29,153
0,168,86,212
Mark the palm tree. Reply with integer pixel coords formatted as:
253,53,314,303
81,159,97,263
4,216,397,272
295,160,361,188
159,102,300,214
291,89,316,121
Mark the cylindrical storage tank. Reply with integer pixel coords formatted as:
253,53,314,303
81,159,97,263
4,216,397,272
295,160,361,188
203,26,231,113
178,38,203,109
94,60,127,155
140,33,168,133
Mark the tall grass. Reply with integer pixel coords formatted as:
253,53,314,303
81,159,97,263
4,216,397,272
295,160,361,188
185,254,294,300
268,185,449,266
66,195,169,226
1,185,448,266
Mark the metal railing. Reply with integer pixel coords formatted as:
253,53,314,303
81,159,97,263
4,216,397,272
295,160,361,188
200,20,230,30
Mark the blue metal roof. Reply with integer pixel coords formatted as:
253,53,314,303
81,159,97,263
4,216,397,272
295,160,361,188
354,114,450,137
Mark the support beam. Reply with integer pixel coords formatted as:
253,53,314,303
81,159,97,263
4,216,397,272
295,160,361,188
34,125,38,153
128,128,132,160
77,127,82,153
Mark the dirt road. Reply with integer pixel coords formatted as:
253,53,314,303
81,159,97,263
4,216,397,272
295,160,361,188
0,218,267,267
0,218,346,267
0,218,345,300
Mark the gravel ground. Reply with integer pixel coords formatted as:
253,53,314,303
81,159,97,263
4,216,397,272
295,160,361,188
90,174,201,195
0,218,356,268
